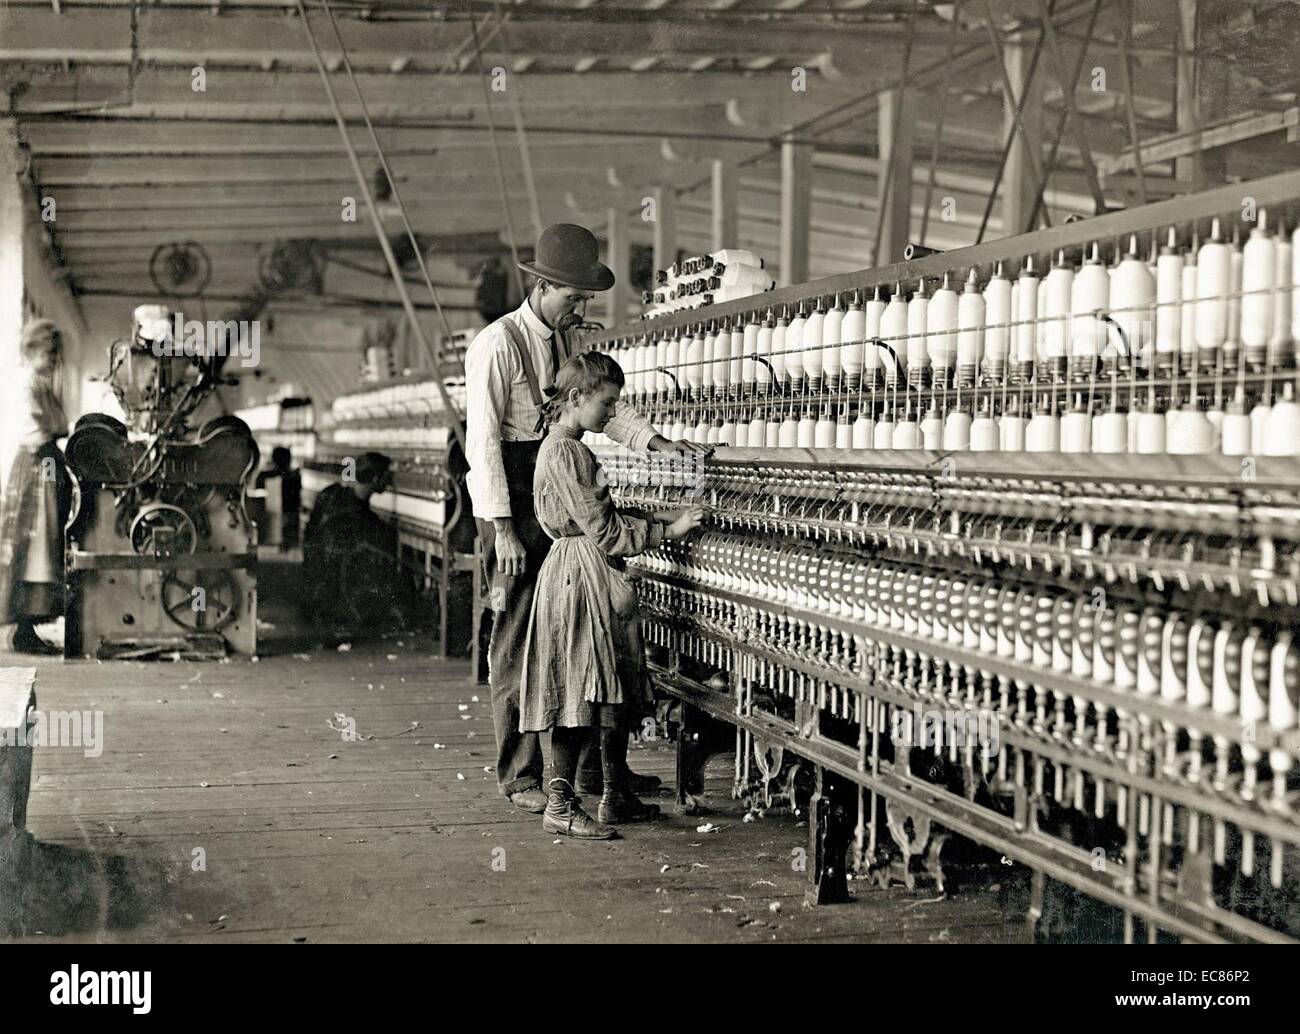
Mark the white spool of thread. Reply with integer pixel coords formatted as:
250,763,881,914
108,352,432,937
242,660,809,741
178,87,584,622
983,264,1012,382
907,280,930,381
1093,410,1128,453
1180,252,1198,368
1110,236,1154,369
1167,406,1214,455
797,410,817,448
880,288,907,386
814,410,836,448
1060,397,1091,453
1000,404,1027,451
748,412,766,447
874,410,896,450
1292,222,1300,344
741,318,759,392
970,404,999,451
1035,264,1050,367
778,413,799,447
823,296,844,391
863,288,885,382
1026,398,1060,452
1155,227,1182,368
702,326,718,394
921,405,943,449
727,322,745,392
957,269,985,386
1227,231,1244,364
710,323,731,395
685,326,706,393
1043,251,1074,372
927,274,959,375
852,411,875,449
769,309,789,387
1271,228,1292,364
755,314,774,392
663,333,681,396
1221,393,1251,456
1251,397,1273,455
718,417,736,446
893,407,921,449
1258,384,1300,455
1196,218,1229,355
943,408,972,450
1135,405,1166,454
637,341,653,398
1241,210,1276,365
802,302,825,391
1016,260,1039,373
835,418,852,449
764,415,780,448
841,292,866,391
785,305,807,390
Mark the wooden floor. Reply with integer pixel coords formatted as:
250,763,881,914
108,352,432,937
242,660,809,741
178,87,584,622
2,563,1027,944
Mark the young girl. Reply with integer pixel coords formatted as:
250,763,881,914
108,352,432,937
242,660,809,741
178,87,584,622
518,352,705,839
0,319,72,654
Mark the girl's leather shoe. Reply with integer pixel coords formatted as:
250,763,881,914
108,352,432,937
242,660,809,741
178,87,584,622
598,789,661,824
543,780,617,839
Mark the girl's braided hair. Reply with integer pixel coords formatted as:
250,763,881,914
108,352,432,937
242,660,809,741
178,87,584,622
543,350,625,424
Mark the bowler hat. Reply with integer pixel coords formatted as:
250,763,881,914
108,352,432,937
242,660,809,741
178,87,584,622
517,223,614,293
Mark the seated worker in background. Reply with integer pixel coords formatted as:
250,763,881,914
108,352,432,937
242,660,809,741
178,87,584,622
301,451,422,636
255,446,303,551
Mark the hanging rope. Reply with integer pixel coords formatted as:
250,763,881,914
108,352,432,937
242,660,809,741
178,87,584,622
468,6,527,301
492,0,544,242
316,0,458,352
295,0,466,452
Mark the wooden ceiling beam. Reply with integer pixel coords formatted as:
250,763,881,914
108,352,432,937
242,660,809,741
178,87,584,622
0,8,914,67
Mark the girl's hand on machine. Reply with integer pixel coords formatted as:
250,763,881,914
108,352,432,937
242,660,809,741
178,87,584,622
666,506,708,540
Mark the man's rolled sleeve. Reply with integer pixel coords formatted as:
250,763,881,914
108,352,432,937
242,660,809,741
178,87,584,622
605,401,658,453
464,328,515,519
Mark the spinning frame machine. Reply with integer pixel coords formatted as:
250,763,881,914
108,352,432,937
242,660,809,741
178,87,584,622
580,171,1300,943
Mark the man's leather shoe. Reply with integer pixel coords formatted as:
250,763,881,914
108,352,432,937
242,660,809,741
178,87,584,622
542,780,616,839
508,788,548,813
575,771,663,797
597,789,660,824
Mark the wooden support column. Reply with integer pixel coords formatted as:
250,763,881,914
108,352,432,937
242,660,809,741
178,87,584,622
605,205,629,327
778,134,811,287
710,158,739,252
1,119,27,486
1001,33,1044,237
651,184,677,276
876,89,915,267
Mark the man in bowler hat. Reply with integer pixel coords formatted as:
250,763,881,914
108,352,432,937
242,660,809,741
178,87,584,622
464,223,709,813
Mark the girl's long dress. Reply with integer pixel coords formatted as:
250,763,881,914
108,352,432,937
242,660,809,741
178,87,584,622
518,425,663,733
0,368,71,623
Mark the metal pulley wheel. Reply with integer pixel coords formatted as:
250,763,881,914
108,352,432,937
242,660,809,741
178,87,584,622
161,569,239,632
129,503,198,556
